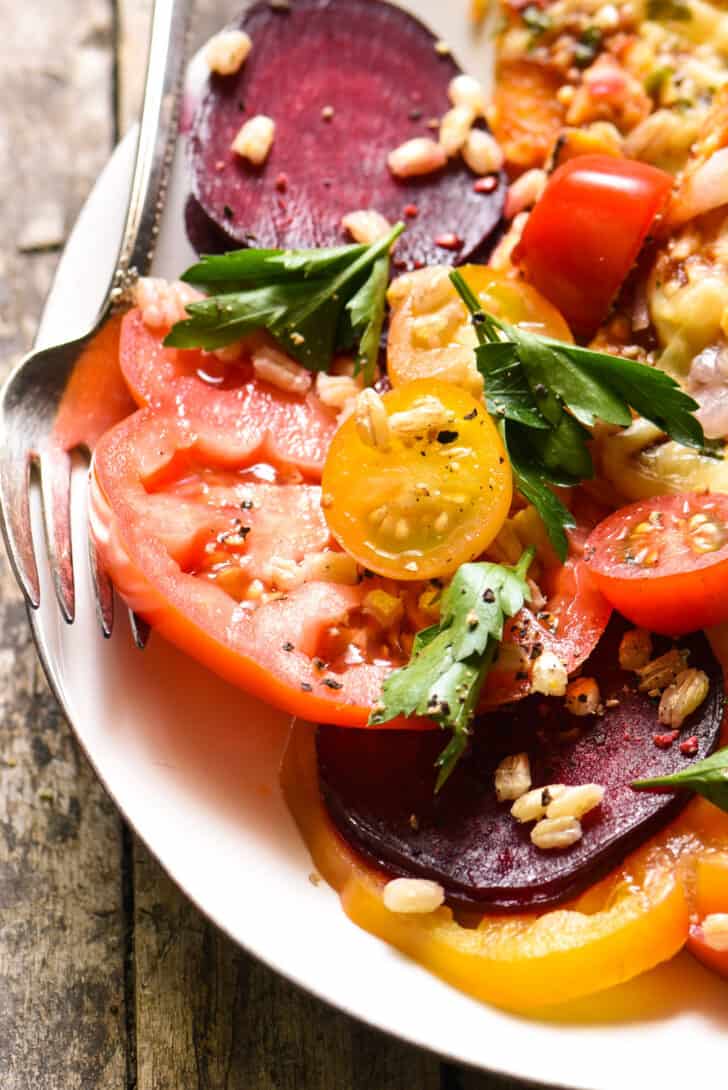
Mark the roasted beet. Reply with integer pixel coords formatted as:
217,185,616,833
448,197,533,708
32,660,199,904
184,194,236,255
188,0,504,267
317,618,724,912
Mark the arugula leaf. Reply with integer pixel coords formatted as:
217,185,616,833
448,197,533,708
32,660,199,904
165,224,405,374
633,746,728,813
370,550,534,791
449,269,706,559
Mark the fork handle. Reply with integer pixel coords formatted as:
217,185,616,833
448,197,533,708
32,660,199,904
105,0,192,312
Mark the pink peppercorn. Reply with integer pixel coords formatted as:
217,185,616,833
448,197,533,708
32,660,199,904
403,203,419,218
275,172,289,192
679,735,699,756
474,176,498,194
434,232,463,251
653,730,679,750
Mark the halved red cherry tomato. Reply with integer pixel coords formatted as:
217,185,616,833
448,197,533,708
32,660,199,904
90,403,437,728
584,493,728,635
119,308,337,479
514,155,673,336
322,380,512,581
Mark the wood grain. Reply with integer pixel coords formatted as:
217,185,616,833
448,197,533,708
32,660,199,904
0,3,127,1089
133,841,441,1090
0,1,524,1086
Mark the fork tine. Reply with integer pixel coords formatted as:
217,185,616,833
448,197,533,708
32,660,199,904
0,444,40,608
38,444,74,623
129,611,150,650
88,534,114,638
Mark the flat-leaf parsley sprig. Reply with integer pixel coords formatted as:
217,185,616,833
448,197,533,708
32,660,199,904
164,223,405,384
370,549,534,790
449,269,707,559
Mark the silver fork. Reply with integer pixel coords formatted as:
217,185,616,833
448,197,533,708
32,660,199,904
0,0,191,645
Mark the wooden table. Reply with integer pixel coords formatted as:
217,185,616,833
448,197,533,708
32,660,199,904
0,4,527,1086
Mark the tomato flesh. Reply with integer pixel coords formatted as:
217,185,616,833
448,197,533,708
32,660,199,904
90,403,443,727
387,264,571,394
584,493,728,635
120,308,337,479
514,155,673,337
322,379,512,581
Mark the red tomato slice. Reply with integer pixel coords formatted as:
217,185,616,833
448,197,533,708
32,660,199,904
483,536,612,706
90,404,435,728
514,155,673,337
584,493,728,635
53,313,136,452
119,308,338,479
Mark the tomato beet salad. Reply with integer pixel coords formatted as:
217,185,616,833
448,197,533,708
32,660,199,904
85,0,728,1013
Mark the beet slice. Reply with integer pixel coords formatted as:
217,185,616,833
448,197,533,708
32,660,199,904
188,0,505,267
317,618,724,912
184,194,236,255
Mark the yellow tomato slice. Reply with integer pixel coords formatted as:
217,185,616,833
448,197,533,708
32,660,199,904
322,379,512,581
386,264,572,392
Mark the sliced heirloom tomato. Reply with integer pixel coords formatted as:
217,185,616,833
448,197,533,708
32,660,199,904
90,403,436,728
322,379,512,582
120,308,338,479
585,493,728,635
386,264,571,395
483,545,611,705
514,155,673,337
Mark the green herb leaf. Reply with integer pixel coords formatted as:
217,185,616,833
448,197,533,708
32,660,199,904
553,339,705,450
573,26,602,68
476,342,549,428
165,224,405,375
346,253,390,385
633,746,728,813
180,244,367,285
369,550,534,791
449,270,706,558
503,421,576,560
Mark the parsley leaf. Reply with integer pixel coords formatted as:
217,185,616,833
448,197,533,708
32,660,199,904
346,254,390,384
450,270,705,560
164,224,404,375
633,746,728,813
369,550,534,791
179,244,367,285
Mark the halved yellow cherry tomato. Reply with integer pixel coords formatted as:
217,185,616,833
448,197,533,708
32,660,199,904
386,264,572,393
322,379,512,581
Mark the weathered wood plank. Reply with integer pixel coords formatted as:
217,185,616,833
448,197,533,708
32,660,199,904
0,3,127,1089
133,840,441,1090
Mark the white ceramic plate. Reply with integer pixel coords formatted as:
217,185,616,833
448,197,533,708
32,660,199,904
24,3,728,1087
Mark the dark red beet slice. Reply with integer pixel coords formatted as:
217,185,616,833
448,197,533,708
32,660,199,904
317,618,724,912
188,0,505,267
184,194,236,255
